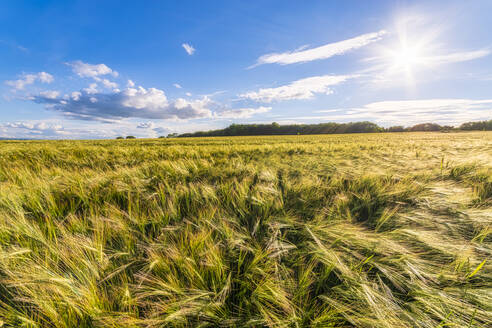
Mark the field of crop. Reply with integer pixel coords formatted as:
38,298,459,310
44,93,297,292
0,132,491,327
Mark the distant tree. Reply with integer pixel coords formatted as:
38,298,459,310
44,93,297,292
166,133,179,138
116,136,124,139
126,136,136,139
460,120,492,131
387,126,405,132
441,125,455,132
176,120,492,138
177,121,386,137
408,123,442,132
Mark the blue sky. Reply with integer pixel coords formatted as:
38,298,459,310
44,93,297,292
1,0,492,138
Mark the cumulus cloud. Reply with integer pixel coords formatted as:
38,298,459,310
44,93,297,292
182,43,195,55
38,72,54,83
7,59,272,127
252,30,387,67
99,78,118,89
71,91,82,101
173,83,182,89
67,60,118,78
33,85,214,121
32,84,273,122
137,121,155,129
39,90,60,99
135,122,172,136
5,72,54,90
83,83,98,94
240,74,355,103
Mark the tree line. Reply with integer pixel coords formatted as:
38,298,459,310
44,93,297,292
175,119,492,138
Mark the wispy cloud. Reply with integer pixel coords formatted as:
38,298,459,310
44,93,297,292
365,49,491,73
173,83,182,89
5,72,54,90
299,98,492,126
1,121,65,138
215,106,271,119
239,74,356,103
425,49,490,65
0,40,29,53
0,120,169,139
252,30,387,67
182,43,195,55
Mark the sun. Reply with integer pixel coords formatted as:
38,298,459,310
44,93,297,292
374,33,429,86
368,15,440,87
393,43,422,72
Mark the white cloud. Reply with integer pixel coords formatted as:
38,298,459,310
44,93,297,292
173,83,182,89
33,83,272,122
153,127,169,134
253,30,387,67
83,83,98,94
38,72,54,83
240,74,355,103
303,99,492,126
127,80,135,87
33,85,214,121
136,122,172,136
71,91,81,101
5,72,54,90
1,121,65,138
67,60,118,78
365,49,491,76
216,106,272,118
39,90,60,99
185,92,192,97
424,49,490,65
137,122,155,129
0,119,217,140
5,122,34,129
182,43,195,55
100,78,118,89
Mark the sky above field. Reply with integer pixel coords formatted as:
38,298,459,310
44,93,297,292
1,0,492,139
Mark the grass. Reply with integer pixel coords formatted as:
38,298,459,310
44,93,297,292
0,132,491,327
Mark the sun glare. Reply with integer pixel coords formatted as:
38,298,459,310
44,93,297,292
393,44,422,71
368,14,444,87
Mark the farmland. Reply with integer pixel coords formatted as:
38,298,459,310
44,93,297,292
0,132,491,327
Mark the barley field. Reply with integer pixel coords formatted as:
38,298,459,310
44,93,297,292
0,132,491,327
